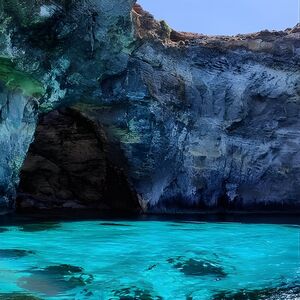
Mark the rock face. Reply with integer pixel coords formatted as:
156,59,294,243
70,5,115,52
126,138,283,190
110,8,300,211
0,1,300,212
0,0,135,211
17,108,140,211
0,84,38,213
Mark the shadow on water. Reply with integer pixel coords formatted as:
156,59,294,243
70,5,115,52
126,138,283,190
0,210,299,226
99,222,132,227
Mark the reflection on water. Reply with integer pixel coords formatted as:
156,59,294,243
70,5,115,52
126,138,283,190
0,219,299,299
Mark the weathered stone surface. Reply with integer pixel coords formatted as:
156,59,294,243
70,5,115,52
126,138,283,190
0,1,299,213
91,11,300,211
0,84,38,213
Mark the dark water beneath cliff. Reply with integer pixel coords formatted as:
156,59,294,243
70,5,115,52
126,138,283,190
0,215,299,299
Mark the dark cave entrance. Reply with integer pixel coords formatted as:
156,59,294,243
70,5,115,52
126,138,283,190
17,107,140,212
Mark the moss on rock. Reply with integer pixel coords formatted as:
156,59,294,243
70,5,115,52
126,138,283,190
0,57,44,97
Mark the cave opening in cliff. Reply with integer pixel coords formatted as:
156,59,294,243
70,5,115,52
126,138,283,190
16,107,140,213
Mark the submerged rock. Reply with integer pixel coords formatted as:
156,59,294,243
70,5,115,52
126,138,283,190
0,293,42,300
43,264,84,275
18,263,93,297
167,256,226,277
112,286,163,300
19,222,61,232
0,249,35,258
212,284,300,300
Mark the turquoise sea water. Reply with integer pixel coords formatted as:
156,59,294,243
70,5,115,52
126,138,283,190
0,219,299,299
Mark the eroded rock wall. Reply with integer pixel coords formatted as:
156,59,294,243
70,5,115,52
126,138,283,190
0,1,300,212
84,7,300,211
121,44,300,210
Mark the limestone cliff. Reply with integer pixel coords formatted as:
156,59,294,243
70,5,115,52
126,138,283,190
0,1,299,212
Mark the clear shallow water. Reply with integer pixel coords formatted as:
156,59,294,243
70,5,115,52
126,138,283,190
0,220,299,299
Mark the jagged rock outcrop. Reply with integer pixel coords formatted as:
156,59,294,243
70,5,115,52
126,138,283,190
17,108,140,212
0,1,300,213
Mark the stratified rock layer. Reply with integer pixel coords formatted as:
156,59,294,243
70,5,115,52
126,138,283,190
0,1,300,212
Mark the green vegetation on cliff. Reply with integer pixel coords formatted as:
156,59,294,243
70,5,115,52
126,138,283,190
0,57,44,97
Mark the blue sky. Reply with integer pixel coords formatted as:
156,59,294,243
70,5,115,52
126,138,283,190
138,0,299,35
